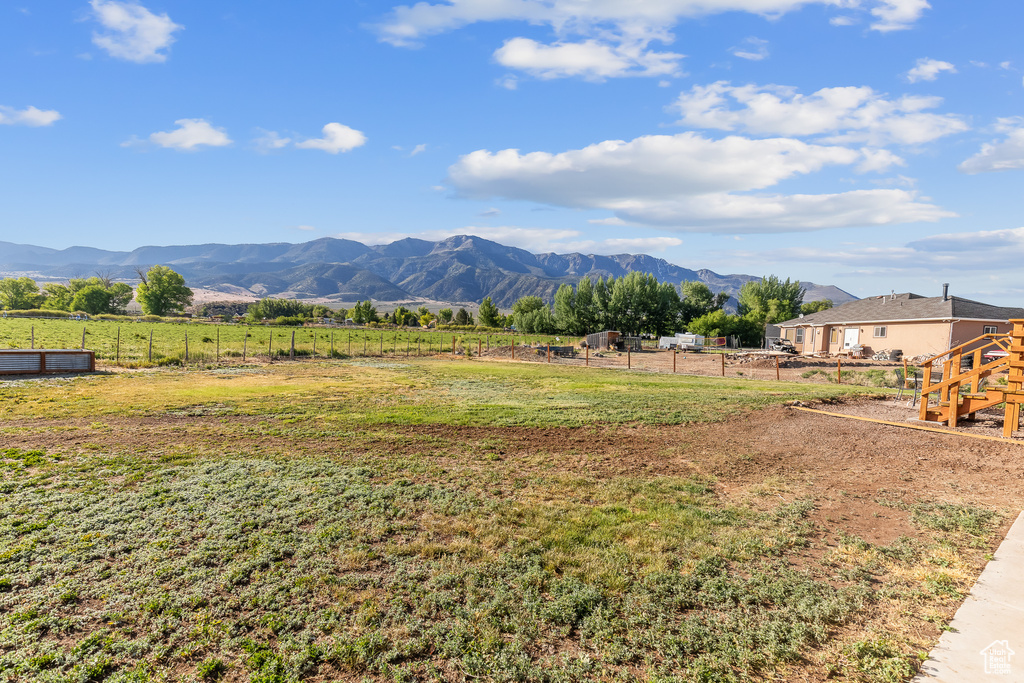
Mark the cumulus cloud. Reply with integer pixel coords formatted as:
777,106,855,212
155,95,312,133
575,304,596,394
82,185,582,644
89,0,182,63
147,118,231,150
446,132,952,232
959,121,1024,174
906,57,956,83
295,122,367,154
870,0,930,32
371,1,925,80
494,36,682,80
0,105,61,127
671,81,969,146
730,37,768,61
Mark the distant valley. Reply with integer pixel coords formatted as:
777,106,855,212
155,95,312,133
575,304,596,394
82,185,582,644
0,235,857,309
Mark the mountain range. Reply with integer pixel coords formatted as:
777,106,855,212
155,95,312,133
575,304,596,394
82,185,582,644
0,235,857,309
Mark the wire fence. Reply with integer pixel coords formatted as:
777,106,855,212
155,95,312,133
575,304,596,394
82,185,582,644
0,318,909,386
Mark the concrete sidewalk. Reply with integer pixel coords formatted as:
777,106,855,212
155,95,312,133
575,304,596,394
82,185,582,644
914,511,1024,682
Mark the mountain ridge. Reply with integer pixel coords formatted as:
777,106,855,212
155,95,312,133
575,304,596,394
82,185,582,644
0,236,858,309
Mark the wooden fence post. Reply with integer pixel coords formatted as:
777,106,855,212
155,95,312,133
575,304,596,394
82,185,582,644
380,333,383,356
31,325,34,349
81,326,86,350
547,344,551,363
478,339,481,357
511,338,515,360
720,352,725,377
216,328,220,360
837,358,842,384
242,330,247,361
184,332,189,363
452,335,456,356
116,327,120,363
586,345,589,367
312,332,316,357
776,356,780,381
330,330,334,358
627,346,631,369
673,350,676,373
148,329,153,362
268,332,273,359
290,330,295,359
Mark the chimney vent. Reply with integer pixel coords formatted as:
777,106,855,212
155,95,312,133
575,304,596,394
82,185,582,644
942,283,949,301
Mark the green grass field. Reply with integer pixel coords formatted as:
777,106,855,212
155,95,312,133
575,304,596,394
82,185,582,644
0,317,563,365
0,360,1002,682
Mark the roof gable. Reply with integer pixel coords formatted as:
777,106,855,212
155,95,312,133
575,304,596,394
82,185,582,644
778,293,1024,327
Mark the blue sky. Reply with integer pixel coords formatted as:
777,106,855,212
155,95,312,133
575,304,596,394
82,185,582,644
4,1,1024,304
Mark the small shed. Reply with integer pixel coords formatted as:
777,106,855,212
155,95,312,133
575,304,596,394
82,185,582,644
582,330,621,350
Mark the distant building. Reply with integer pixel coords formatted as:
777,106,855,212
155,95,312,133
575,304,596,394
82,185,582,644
776,285,1024,358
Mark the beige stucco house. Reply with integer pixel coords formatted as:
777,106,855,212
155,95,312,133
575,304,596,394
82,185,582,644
776,288,1024,359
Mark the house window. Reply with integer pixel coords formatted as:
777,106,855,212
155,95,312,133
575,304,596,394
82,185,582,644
830,329,839,344
795,329,804,344
873,326,887,338
984,325,998,334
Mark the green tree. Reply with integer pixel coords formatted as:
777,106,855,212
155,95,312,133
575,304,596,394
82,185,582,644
437,308,454,324
737,275,805,324
349,300,379,325
392,306,416,326
801,299,833,315
573,277,600,335
41,283,73,310
70,285,111,315
680,281,730,325
454,308,474,325
246,298,311,322
0,277,43,310
107,282,134,314
136,266,194,316
607,272,681,336
511,296,555,333
419,312,435,328
552,283,577,335
478,297,501,328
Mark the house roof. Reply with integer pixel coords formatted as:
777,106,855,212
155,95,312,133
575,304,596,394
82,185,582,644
778,292,1024,327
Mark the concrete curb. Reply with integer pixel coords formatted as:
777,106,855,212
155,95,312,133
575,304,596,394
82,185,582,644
913,511,1024,681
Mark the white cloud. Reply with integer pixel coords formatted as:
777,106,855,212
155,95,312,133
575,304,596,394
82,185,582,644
856,147,905,173
372,1,925,81
253,129,292,153
478,207,501,217
494,36,682,80
291,225,316,232
295,122,367,154
446,132,952,232
730,37,768,61
147,118,231,150
601,237,683,251
870,0,930,32
409,143,428,156
0,105,61,127
373,1,927,47
588,217,628,226
742,227,1024,273
829,15,856,26
671,81,968,146
89,0,182,63
906,57,956,83
959,123,1024,174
